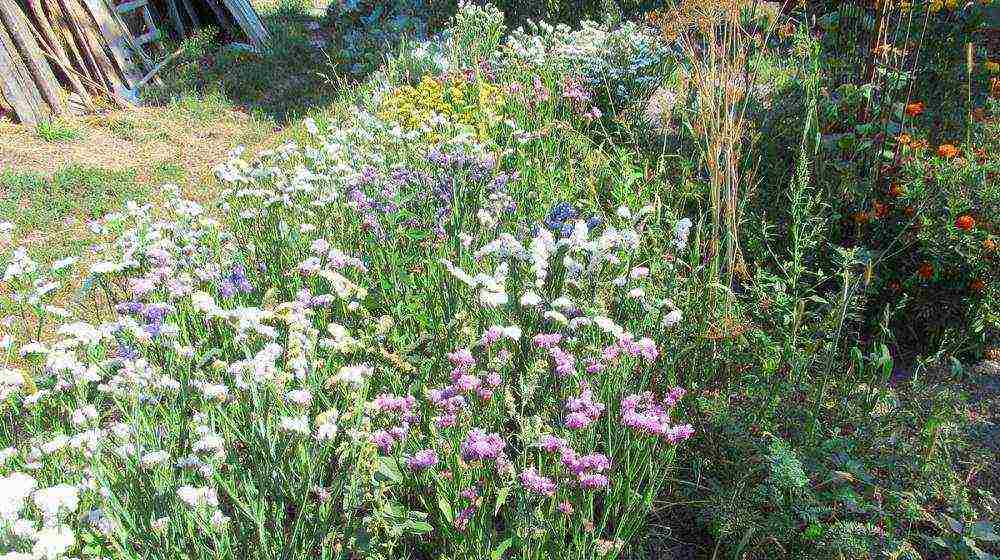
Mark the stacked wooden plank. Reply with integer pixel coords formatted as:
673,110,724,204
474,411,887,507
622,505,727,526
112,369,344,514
0,0,270,124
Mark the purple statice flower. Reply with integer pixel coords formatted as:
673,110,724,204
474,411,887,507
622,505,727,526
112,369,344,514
116,301,145,315
585,358,605,374
481,326,504,346
460,485,480,501
578,473,610,490
460,429,505,462
540,434,570,453
617,335,660,363
227,265,253,293
549,346,577,377
454,374,482,393
406,449,439,472
447,348,476,370
372,394,417,414
475,386,493,401
557,500,574,515
620,391,693,443
519,467,557,497
543,201,577,233
562,75,593,106
310,295,335,308
454,504,476,532
371,430,395,453
434,413,457,429
532,333,563,349
664,387,687,407
128,277,156,297
486,372,502,387
564,389,604,430
665,424,695,443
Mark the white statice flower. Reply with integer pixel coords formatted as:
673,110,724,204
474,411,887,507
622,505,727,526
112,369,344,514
542,311,568,325
330,364,373,386
627,288,645,300
673,218,693,251
140,451,170,468
31,524,75,560
56,322,104,347
0,472,37,520
0,447,17,465
629,267,650,280
71,405,98,426
285,389,313,407
279,415,310,436
662,309,683,328
18,342,48,357
519,291,541,307
192,433,225,458
11,517,36,538
176,486,218,508
33,484,80,519
39,435,70,456
502,325,522,341
50,257,78,272
210,509,230,528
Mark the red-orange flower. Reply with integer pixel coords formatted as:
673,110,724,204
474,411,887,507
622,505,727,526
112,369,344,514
918,262,934,280
985,237,997,252
905,102,924,117
889,280,902,292
937,144,959,159
955,214,975,231
852,211,869,225
888,183,904,198
970,279,985,292
873,201,889,218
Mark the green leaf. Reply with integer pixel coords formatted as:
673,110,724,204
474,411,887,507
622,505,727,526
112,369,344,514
438,495,453,523
404,520,434,534
376,456,402,483
492,538,514,560
494,485,510,517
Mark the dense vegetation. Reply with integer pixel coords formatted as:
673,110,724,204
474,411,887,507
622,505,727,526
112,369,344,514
1,1,998,559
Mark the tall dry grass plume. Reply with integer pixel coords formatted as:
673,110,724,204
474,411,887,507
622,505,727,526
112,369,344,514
655,1,779,290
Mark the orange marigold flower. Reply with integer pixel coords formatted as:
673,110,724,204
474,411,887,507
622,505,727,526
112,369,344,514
955,214,975,231
873,201,889,218
918,262,934,280
852,211,869,225
985,237,997,252
897,133,912,145
888,183,904,198
905,102,924,117
970,279,985,293
904,206,916,217
937,144,959,159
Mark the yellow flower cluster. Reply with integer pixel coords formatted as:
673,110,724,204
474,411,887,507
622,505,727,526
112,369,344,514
899,0,958,12
378,75,507,139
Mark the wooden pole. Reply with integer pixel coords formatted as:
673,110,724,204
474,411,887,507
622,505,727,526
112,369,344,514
0,0,66,115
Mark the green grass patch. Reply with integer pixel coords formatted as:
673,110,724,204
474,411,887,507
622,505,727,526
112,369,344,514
0,166,148,233
34,119,83,143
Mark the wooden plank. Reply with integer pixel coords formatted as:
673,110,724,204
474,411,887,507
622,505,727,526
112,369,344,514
0,22,46,124
0,0,66,115
57,0,122,94
203,0,239,38
164,0,185,38
23,0,94,109
221,0,270,48
181,0,201,29
115,0,149,14
78,0,146,85
178,0,201,28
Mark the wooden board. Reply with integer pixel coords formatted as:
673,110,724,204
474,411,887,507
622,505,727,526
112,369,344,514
221,0,270,48
79,0,146,87
0,22,47,124
0,0,65,116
